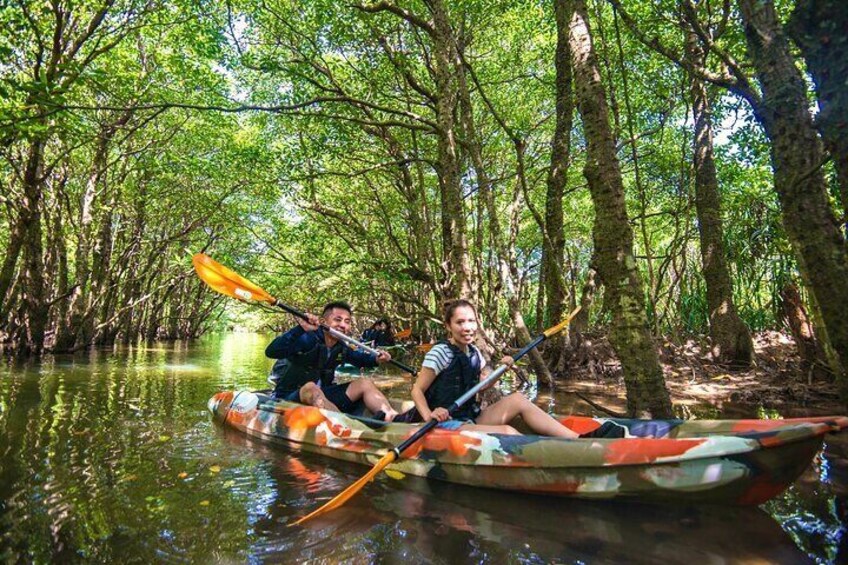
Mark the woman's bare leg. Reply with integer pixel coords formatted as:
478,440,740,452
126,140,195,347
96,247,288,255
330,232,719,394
456,423,520,435
475,392,578,438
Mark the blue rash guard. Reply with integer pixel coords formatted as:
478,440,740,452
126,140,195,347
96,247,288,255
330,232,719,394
266,326,378,399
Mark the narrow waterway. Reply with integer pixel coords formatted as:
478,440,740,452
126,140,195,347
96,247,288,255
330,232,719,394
0,333,845,563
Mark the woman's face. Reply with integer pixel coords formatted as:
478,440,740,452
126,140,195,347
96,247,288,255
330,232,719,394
446,305,478,345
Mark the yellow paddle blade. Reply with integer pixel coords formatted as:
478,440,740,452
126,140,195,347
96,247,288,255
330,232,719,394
384,469,406,480
543,306,582,338
192,253,276,304
291,451,398,526
394,328,412,339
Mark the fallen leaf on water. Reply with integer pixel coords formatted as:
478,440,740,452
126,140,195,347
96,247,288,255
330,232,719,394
223,480,235,488
199,500,210,506
158,435,171,442
209,465,221,473
178,472,189,479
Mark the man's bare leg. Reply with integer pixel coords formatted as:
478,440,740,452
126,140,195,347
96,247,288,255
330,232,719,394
345,379,398,421
299,382,340,412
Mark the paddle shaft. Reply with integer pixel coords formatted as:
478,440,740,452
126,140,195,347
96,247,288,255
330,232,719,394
391,332,550,458
272,300,418,375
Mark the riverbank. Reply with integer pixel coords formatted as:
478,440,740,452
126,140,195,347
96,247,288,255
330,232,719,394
561,331,845,417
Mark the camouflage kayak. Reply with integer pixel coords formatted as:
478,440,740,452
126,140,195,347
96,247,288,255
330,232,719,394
208,390,847,505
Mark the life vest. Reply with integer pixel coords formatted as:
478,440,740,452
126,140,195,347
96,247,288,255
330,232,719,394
361,328,378,346
271,331,345,397
362,328,394,347
424,341,482,421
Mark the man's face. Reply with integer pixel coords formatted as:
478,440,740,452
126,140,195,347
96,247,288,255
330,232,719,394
322,308,352,334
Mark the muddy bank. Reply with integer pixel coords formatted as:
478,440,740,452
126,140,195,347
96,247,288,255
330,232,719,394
557,331,845,417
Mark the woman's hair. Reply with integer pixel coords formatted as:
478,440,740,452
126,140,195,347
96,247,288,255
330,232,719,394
371,318,391,330
442,299,477,323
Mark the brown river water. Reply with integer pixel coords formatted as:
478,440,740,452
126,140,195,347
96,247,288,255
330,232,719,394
0,333,845,563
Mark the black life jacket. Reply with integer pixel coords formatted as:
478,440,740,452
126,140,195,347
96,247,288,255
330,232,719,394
362,328,394,347
361,328,378,345
271,332,345,397
424,341,482,421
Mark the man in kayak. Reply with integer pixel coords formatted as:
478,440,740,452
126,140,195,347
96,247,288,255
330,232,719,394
361,318,396,347
266,301,399,422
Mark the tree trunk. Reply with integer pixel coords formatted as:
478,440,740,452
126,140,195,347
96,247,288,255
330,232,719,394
739,0,848,402
0,209,26,318
410,128,441,295
119,237,144,344
543,0,575,374
18,138,49,355
612,9,657,331
780,282,827,374
55,131,108,351
788,0,848,229
565,0,673,417
535,266,546,335
85,189,117,347
684,27,753,368
43,174,69,349
573,266,597,339
431,0,472,300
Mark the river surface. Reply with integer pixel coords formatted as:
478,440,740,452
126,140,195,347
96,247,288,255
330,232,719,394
0,333,845,563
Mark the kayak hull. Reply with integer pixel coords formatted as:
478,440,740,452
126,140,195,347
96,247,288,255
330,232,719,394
209,391,847,505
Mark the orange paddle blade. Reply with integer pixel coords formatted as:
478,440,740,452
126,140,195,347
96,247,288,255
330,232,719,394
416,342,434,353
291,451,398,525
192,253,276,304
395,328,412,339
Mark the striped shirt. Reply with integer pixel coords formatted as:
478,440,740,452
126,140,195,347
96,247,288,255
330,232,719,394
422,343,486,375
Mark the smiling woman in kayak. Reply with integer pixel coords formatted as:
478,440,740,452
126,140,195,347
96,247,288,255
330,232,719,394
410,299,579,438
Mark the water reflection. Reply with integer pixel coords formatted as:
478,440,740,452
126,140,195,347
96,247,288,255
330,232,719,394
0,338,268,562
0,333,844,563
